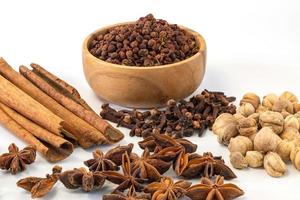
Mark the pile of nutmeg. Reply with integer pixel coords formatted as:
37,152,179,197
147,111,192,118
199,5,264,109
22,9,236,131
212,92,300,177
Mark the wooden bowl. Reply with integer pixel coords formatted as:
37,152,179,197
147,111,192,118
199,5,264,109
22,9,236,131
82,23,206,108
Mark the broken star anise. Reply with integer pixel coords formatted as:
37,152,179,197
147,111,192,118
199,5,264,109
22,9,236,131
0,143,36,174
17,165,62,198
103,186,151,200
102,152,146,192
131,148,172,182
84,149,118,172
59,167,105,192
186,176,244,200
144,177,192,200
179,152,236,180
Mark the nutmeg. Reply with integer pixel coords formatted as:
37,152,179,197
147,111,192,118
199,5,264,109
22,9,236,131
212,113,239,145
272,99,293,114
237,118,257,137
230,152,248,169
275,140,293,161
237,103,255,117
245,151,264,168
262,93,279,110
279,91,298,103
240,92,261,109
228,136,253,155
280,127,300,141
259,111,284,134
284,115,299,130
290,146,300,171
254,127,281,153
264,152,287,177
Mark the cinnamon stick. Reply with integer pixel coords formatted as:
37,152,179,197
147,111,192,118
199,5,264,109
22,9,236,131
30,63,93,111
0,58,109,148
0,105,73,162
20,65,124,143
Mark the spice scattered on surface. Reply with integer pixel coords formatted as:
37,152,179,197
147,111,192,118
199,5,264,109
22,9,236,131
100,89,236,138
0,143,36,174
17,165,62,198
89,14,199,66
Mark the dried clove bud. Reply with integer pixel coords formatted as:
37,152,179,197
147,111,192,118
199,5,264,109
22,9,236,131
228,136,253,155
230,152,248,169
240,92,260,109
237,103,255,117
254,127,281,153
264,152,287,177
212,113,238,145
245,151,264,168
259,111,284,134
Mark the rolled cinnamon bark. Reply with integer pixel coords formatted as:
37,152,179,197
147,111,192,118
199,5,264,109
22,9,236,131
30,63,93,111
0,105,73,162
0,58,109,148
20,65,124,143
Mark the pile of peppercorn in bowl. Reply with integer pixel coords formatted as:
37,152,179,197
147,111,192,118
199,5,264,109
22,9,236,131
82,14,207,108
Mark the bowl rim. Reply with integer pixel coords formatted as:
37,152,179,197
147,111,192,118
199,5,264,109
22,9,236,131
83,22,206,70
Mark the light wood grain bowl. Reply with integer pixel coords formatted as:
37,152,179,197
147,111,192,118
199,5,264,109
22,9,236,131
83,22,206,108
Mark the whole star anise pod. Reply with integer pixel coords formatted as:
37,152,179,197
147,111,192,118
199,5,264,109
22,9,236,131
59,167,105,192
186,176,244,200
0,143,36,174
103,186,151,200
179,152,236,180
105,143,134,166
151,145,183,162
131,148,172,182
17,165,62,198
102,152,146,192
144,177,192,200
84,149,118,172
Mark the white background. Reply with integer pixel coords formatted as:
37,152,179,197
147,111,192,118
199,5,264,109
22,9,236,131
1,0,300,199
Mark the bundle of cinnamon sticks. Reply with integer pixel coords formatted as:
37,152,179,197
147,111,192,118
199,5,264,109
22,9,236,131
0,58,123,162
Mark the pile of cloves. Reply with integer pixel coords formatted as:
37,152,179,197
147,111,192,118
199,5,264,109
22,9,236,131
100,89,236,138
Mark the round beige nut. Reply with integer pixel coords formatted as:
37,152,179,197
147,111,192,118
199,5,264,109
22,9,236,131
275,140,294,161
240,93,261,109
264,152,287,178
279,91,298,103
254,127,281,153
248,113,260,123
259,111,284,134
245,151,264,168
280,127,300,141
237,118,257,137
256,105,269,114
237,103,255,117
290,146,300,171
262,93,279,110
233,113,246,122
230,152,248,169
228,136,253,155
212,113,239,145
284,115,300,130
272,99,293,114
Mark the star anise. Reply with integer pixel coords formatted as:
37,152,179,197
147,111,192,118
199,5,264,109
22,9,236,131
59,167,105,192
102,152,146,192
179,152,236,180
131,148,172,182
103,186,151,200
151,145,183,162
17,165,62,198
0,143,36,174
144,177,192,200
138,133,197,153
186,176,244,200
84,149,118,172
105,143,134,166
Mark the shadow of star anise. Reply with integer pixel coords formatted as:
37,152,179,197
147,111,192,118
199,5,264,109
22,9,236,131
186,176,244,200
84,149,118,172
180,152,236,180
144,177,192,200
0,143,36,174
102,152,146,192
131,148,172,182
103,186,151,200
59,167,105,192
